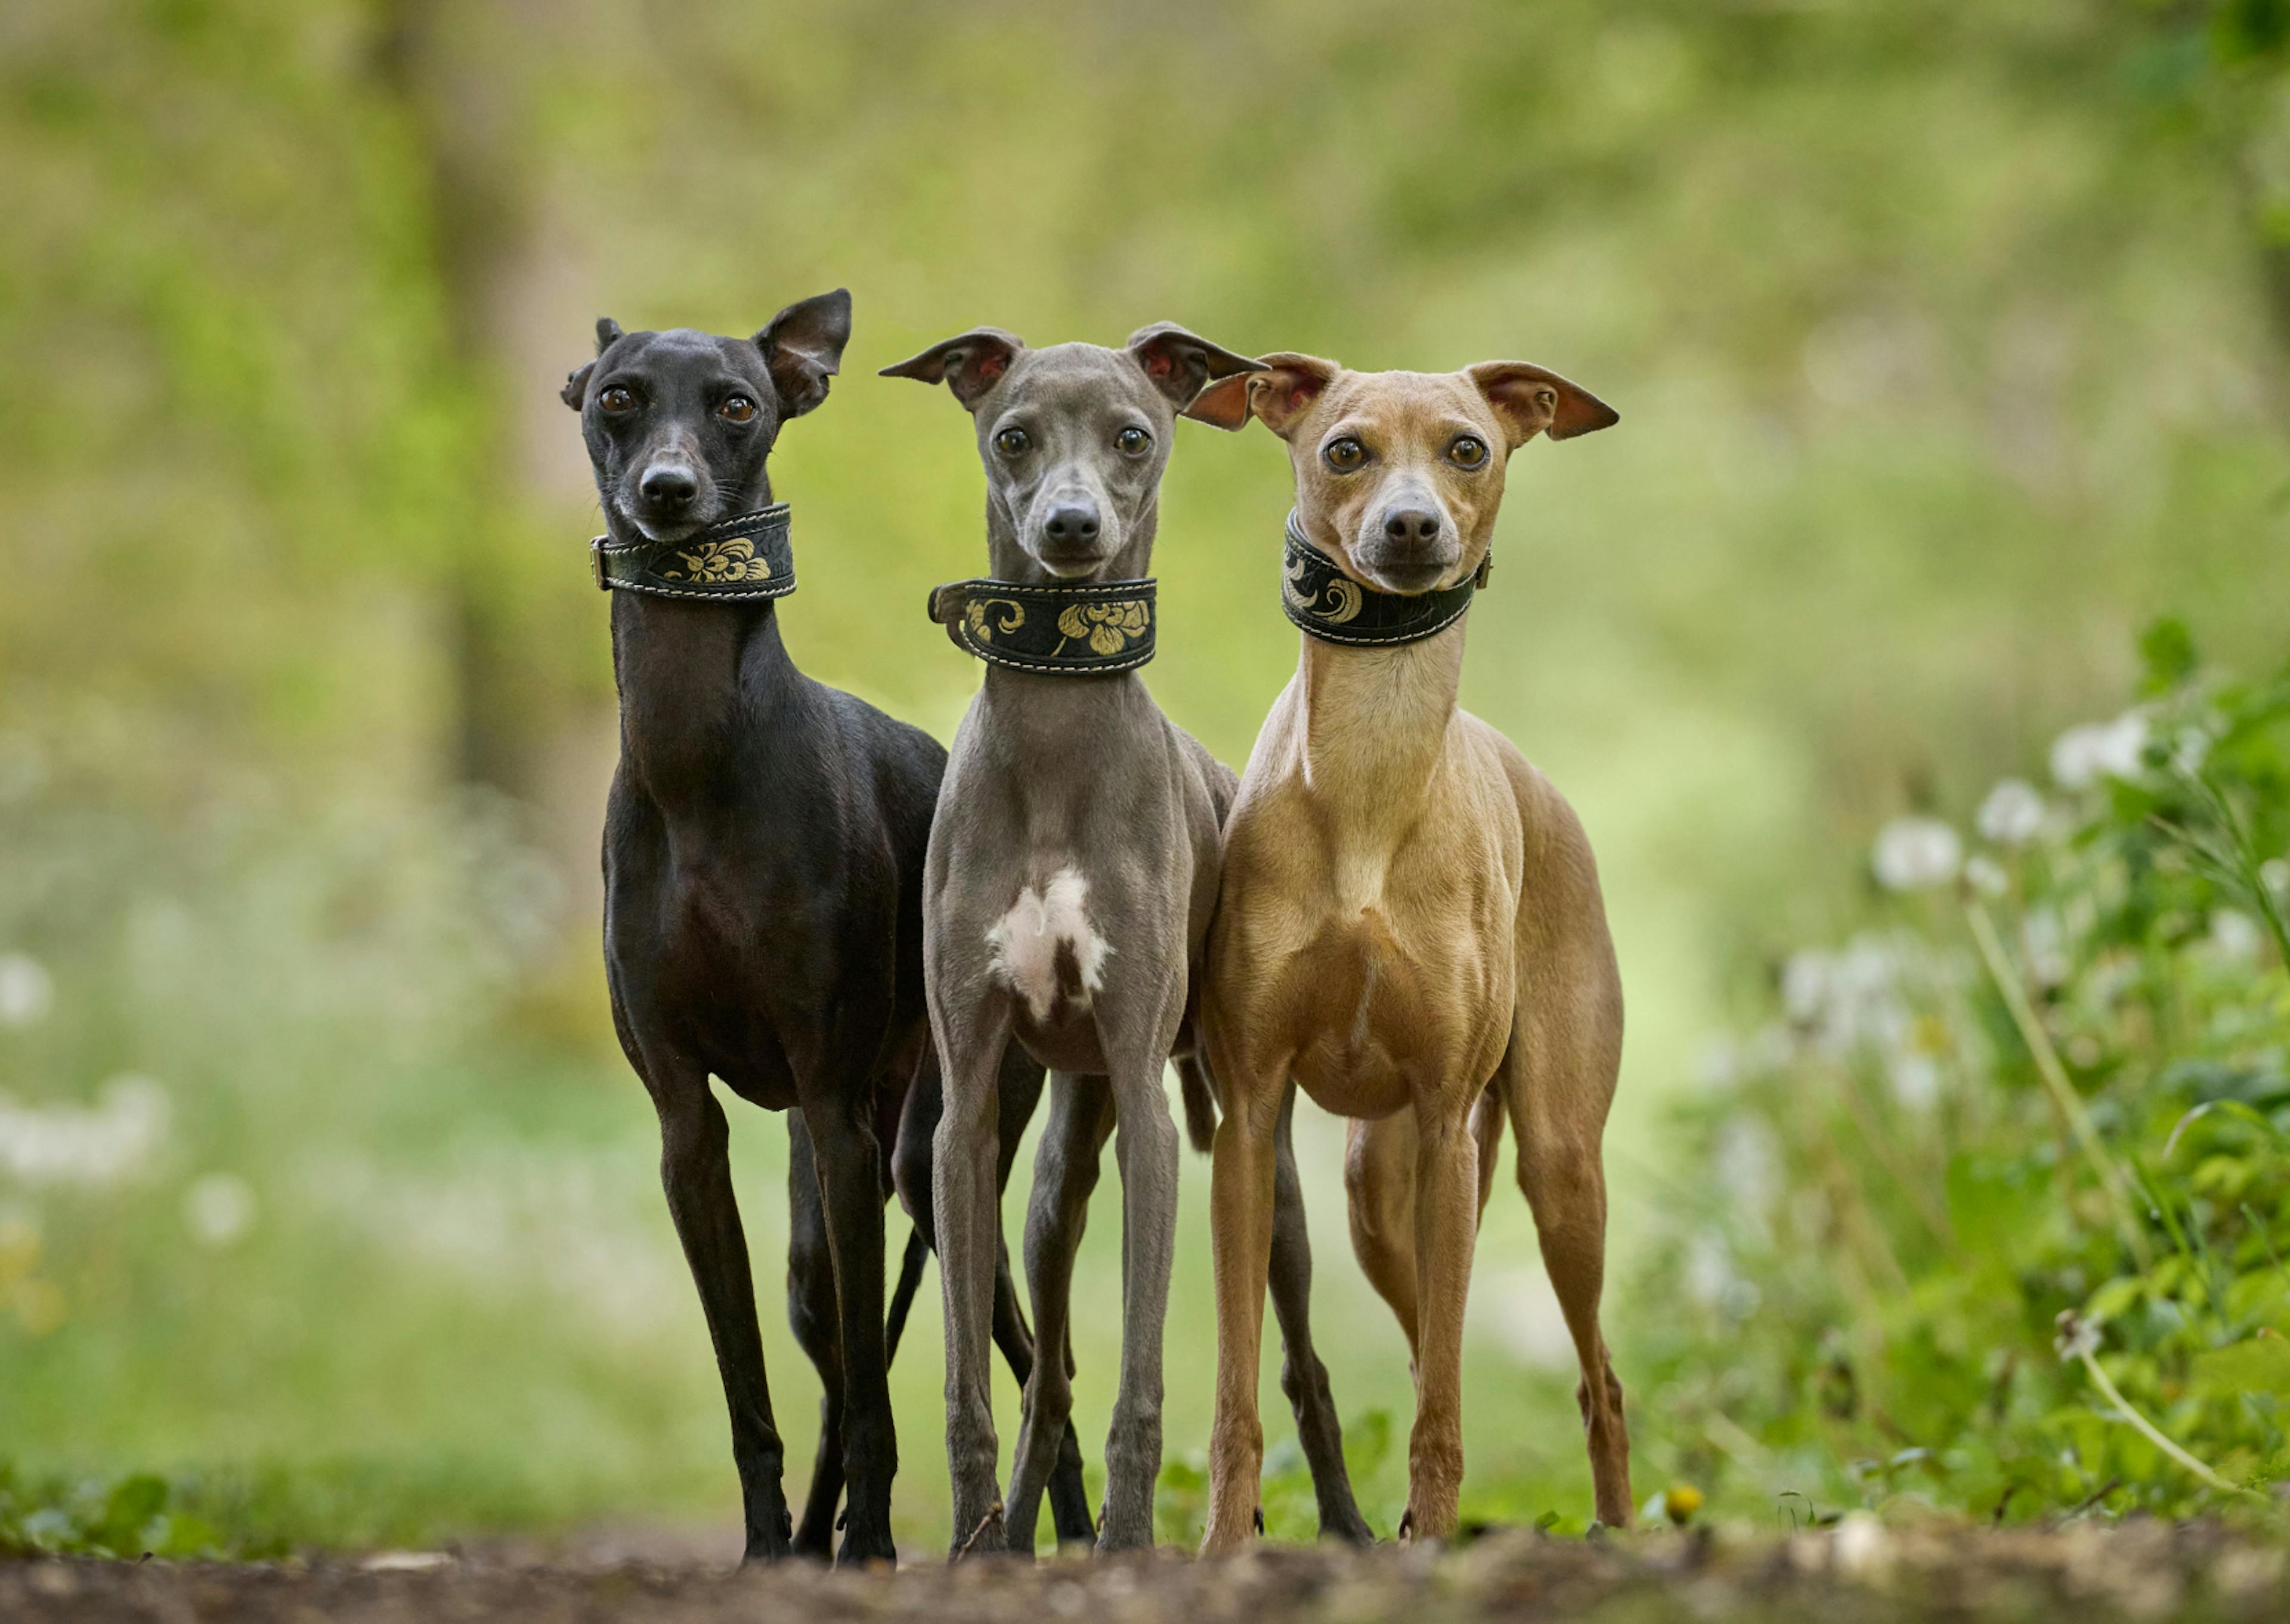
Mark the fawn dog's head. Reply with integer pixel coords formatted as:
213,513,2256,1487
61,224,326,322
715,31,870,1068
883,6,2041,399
1187,355,1617,594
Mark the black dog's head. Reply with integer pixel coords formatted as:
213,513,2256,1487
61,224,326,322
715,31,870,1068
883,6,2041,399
562,290,852,542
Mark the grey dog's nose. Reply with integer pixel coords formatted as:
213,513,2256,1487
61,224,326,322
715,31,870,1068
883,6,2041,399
640,464,698,507
1044,504,1101,544
1382,506,1442,546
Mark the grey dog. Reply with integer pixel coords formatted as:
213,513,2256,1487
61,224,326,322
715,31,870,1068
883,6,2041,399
884,325,1376,1554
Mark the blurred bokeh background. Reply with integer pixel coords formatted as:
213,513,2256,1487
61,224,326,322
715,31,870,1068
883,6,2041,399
4,0,2288,1554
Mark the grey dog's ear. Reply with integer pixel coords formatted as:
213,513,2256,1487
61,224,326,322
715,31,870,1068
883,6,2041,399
1185,352,1341,438
1465,361,1619,445
1125,323,1262,424
756,289,852,421
561,317,626,410
879,327,1026,411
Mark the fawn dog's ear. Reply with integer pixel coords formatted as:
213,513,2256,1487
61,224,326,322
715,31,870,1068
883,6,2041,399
756,290,852,420
879,327,1026,411
1125,323,1262,425
1184,352,1341,437
560,317,626,410
1465,361,1618,446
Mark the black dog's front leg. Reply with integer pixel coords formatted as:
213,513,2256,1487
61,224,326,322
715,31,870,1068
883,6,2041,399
646,1068,793,1562
802,1090,898,1564
785,1115,846,1559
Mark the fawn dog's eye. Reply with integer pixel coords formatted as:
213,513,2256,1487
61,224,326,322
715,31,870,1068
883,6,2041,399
599,386,636,413
1448,435,1488,468
995,426,1031,456
718,396,757,424
1323,436,1367,472
1116,426,1151,455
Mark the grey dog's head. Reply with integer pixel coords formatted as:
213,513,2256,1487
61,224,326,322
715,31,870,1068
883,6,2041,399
883,324,1259,581
561,290,852,543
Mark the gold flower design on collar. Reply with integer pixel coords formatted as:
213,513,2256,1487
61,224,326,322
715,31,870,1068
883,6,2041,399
1054,599,1150,657
664,537,775,584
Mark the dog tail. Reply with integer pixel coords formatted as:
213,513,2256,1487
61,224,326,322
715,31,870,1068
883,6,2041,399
1175,1055,1219,1157
884,1224,930,1362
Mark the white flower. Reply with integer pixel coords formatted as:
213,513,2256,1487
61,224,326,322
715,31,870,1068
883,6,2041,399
2054,1309,2101,1362
1976,779,2045,846
1872,818,1961,891
0,1076,170,1186
183,1173,258,1247
2049,711,2149,789
1890,1053,1941,1111
2210,909,2263,962
2172,727,2213,776
0,954,53,1028
1781,952,1830,1022
1965,854,2008,897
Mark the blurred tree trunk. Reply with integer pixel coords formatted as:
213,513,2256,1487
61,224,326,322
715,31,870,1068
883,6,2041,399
368,0,541,793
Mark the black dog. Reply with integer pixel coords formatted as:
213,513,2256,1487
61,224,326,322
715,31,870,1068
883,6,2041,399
562,291,1092,1563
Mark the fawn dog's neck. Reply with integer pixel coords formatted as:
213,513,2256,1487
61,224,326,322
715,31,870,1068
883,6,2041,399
1289,613,1467,830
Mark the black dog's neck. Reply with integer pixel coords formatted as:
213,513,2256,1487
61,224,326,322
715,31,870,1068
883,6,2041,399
605,488,802,809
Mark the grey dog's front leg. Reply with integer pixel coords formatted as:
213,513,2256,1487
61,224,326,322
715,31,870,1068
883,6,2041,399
1099,1053,1181,1550
1005,1072,1112,1551
933,1014,1009,1554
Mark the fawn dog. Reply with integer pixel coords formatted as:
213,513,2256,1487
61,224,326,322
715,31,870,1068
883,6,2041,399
1184,352,1632,1549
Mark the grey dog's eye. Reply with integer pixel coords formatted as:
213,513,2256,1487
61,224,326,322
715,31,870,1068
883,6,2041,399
1323,436,1366,472
995,426,1030,456
1116,426,1151,455
1449,435,1488,468
599,386,636,413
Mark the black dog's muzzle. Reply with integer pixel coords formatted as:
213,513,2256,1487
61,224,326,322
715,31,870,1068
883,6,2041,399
592,505,796,602
1280,510,1487,647
926,576,1157,674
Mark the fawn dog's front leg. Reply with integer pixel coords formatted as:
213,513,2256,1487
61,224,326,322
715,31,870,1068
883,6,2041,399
1400,1096,1484,1542
1201,1045,1287,1553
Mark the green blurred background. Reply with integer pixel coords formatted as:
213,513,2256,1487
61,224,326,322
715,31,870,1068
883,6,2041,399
3,0,2286,1555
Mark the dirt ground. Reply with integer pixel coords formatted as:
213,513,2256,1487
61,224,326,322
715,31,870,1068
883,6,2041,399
6,1520,2289,1624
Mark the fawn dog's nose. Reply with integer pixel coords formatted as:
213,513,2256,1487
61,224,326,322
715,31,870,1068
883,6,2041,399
1382,506,1443,547
640,463,699,507
1044,504,1101,544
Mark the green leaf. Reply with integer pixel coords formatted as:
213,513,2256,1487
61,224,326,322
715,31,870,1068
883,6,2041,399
2192,1335,2290,1399
2139,616,2197,694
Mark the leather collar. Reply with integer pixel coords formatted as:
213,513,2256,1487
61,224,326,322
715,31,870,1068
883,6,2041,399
1280,510,1486,647
926,576,1156,675
592,506,796,602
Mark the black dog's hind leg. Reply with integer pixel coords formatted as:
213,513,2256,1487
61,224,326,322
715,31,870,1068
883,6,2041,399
803,1085,898,1565
1266,1078,1375,1545
787,1115,846,1560
638,1046,793,1562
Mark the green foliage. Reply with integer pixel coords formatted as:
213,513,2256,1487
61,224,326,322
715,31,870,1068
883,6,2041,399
1636,630,2290,1521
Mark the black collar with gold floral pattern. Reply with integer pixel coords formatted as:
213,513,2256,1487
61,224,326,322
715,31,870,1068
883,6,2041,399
926,576,1156,675
592,505,796,602
1281,510,1486,648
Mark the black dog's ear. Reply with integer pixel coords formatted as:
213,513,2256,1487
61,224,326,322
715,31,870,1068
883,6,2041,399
1185,352,1341,438
879,327,1026,411
562,317,625,411
1127,323,1262,425
1465,360,1618,446
757,289,852,420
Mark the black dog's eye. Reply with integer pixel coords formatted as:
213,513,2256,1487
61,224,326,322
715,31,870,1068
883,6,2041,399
1116,426,1151,455
995,426,1031,457
1449,435,1488,468
599,386,637,413
1323,436,1367,472
719,395,757,424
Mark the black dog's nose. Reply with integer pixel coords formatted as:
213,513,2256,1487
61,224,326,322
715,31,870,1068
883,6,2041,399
640,464,699,507
1382,507,1442,546
1044,505,1101,543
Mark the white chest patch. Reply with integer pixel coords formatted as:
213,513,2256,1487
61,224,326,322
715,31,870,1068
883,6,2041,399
985,866,1112,1023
